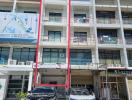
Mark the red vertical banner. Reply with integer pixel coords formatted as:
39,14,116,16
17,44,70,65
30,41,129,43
66,0,71,89
34,0,43,86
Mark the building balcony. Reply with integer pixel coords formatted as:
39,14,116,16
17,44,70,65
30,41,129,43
96,18,119,28
120,0,132,7
1,59,34,70
71,0,92,6
99,59,123,68
71,37,95,47
45,0,67,5
71,58,92,65
122,18,132,28
96,0,117,8
128,60,132,67
97,18,117,24
41,36,67,47
72,17,92,27
98,36,121,44
8,59,34,65
98,36,123,48
43,17,66,26
125,37,132,44
17,0,39,4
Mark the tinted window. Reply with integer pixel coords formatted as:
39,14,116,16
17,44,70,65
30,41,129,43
71,89,90,95
32,88,54,93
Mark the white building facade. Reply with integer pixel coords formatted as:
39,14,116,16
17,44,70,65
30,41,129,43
0,0,132,100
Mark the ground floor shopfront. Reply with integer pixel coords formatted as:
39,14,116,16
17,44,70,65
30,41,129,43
0,69,131,100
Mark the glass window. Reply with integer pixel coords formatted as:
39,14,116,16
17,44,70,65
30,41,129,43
96,11,115,18
0,47,10,64
127,50,132,67
70,49,92,65
99,50,121,65
74,14,86,18
42,48,66,63
49,12,62,22
74,14,87,23
74,32,87,42
7,75,29,99
48,31,61,42
12,48,35,62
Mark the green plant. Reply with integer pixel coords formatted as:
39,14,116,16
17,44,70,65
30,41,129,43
16,91,27,99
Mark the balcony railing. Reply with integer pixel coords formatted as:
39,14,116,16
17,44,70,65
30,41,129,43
99,59,122,67
120,1,132,6
45,0,67,4
44,17,66,23
71,58,92,65
73,17,90,24
98,36,122,44
96,0,117,5
41,36,66,43
125,37,132,44
71,37,95,46
97,18,118,24
49,17,62,22
122,18,132,24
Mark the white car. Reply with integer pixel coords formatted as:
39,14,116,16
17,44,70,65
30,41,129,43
69,88,96,100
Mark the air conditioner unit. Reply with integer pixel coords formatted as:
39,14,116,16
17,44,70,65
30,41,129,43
18,62,25,65
26,61,33,65
9,60,17,65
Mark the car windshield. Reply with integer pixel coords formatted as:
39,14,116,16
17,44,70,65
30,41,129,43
71,88,90,95
32,88,54,93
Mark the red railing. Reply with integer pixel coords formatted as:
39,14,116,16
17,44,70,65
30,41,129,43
34,0,71,90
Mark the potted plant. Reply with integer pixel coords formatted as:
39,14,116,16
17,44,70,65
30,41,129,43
16,91,27,100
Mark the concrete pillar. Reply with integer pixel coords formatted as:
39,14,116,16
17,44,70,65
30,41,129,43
125,76,131,100
37,72,41,84
0,75,9,100
12,0,17,12
93,71,100,99
8,47,13,64
28,72,33,91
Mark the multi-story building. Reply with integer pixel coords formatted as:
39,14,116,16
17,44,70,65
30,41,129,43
0,0,132,100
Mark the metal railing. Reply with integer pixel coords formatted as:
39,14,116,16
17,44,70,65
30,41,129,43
41,36,66,43
122,18,132,24
44,17,66,23
71,37,95,45
72,0,91,1
125,37,132,44
72,17,90,24
120,1,132,6
96,0,117,5
98,36,122,44
99,59,122,67
97,18,118,24
45,0,67,2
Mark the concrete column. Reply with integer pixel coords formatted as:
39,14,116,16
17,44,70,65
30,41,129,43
37,72,41,84
8,47,13,64
28,72,33,91
117,0,129,67
93,71,100,99
125,76,131,100
12,0,17,12
38,48,43,64
0,75,9,100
